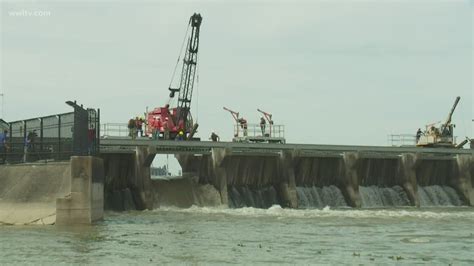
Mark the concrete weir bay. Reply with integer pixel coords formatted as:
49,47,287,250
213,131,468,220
100,139,474,211
1,139,473,225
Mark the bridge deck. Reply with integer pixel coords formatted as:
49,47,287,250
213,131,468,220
99,137,472,159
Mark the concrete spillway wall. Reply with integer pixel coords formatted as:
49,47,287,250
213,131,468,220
0,163,71,225
0,157,104,225
99,146,473,210
172,149,473,209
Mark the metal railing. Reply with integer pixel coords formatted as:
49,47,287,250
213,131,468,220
1,103,100,164
5,113,75,163
388,134,461,147
387,134,417,147
233,123,285,138
101,123,130,137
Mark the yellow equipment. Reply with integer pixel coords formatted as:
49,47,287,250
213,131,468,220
417,96,460,148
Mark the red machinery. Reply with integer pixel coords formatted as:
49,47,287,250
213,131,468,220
223,107,247,137
147,13,202,140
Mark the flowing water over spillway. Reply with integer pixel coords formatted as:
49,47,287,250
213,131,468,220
360,186,411,207
296,186,347,208
1,207,473,264
227,185,465,209
228,186,279,209
418,185,463,206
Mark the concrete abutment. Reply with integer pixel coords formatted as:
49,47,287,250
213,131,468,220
0,156,104,225
56,156,104,225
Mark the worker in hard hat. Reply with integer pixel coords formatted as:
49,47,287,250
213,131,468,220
210,131,220,142
260,117,266,136
177,130,185,141
128,117,136,140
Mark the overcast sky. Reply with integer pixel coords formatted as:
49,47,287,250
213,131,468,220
1,0,472,146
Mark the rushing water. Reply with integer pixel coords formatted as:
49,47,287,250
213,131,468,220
360,185,411,207
1,206,473,264
229,185,464,209
418,185,463,206
228,186,279,209
296,186,347,208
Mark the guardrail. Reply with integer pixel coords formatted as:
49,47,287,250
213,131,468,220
101,123,130,137
387,134,416,147
233,123,285,138
1,103,100,164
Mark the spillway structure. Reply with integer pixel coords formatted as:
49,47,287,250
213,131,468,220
99,139,474,210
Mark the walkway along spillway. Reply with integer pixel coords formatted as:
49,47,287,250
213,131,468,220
99,138,474,210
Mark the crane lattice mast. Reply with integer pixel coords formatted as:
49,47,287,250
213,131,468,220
169,13,202,128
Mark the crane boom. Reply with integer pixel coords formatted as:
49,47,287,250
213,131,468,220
223,107,239,122
257,108,273,124
441,96,460,131
146,13,203,140
169,13,202,127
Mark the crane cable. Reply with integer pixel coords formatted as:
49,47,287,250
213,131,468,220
195,52,200,123
167,21,191,106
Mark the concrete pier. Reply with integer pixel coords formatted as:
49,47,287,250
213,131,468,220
452,155,474,205
398,153,420,207
279,151,298,208
56,156,104,225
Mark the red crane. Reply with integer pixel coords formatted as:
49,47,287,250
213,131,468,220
147,13,203,140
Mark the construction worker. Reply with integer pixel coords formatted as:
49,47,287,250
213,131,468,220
210,131,219,142
152,117,162,140
0,129,8,164
177,130,185,141
416,128,422,143
88,124,97,154
128,117,136,140
24,130,37,162
260,117,266,136
238,118,248,137
136,116,144,137
163,117,170,140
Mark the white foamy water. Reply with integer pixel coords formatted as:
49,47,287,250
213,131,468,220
158,205,474,220
1,206,473,264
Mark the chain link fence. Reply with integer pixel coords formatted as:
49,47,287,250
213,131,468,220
1,102,100,164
